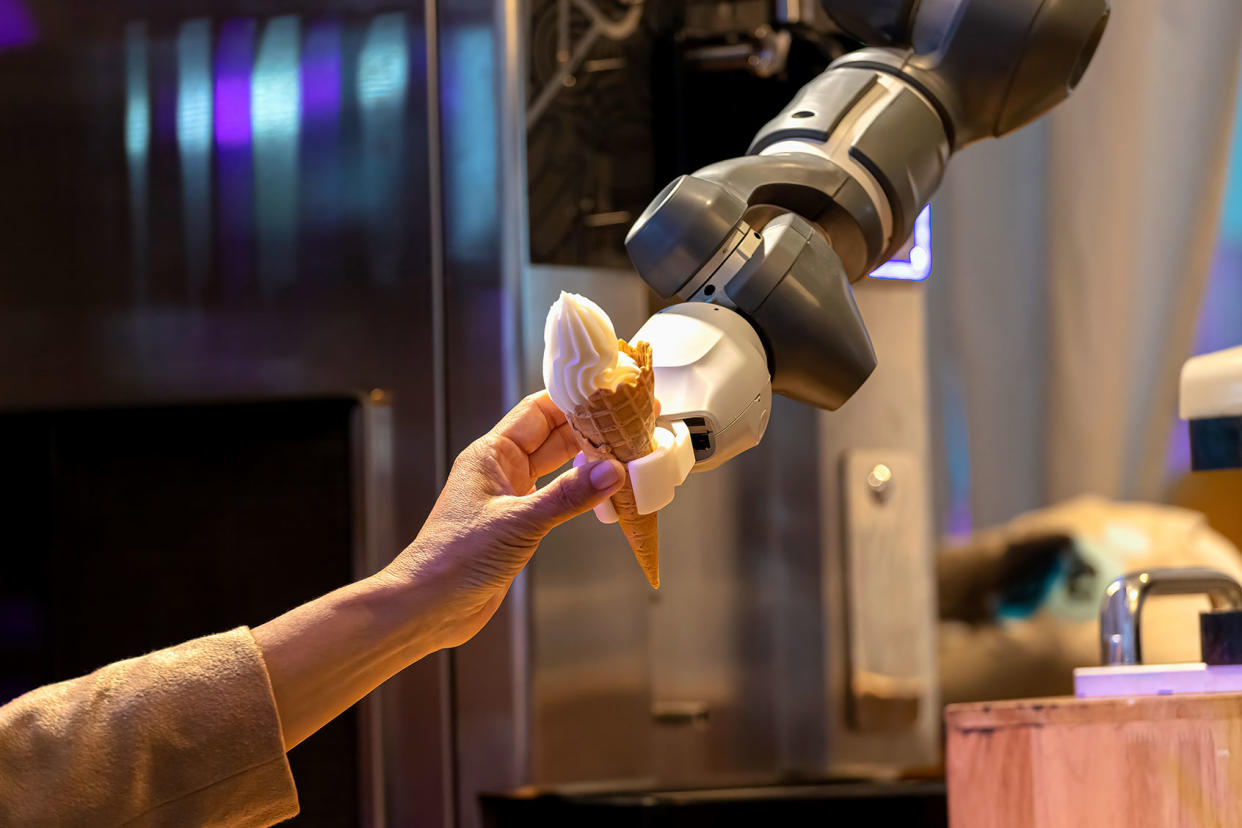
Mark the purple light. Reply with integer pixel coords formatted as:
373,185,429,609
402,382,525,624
214,19,255,149
871,205,933,281
0,0,35,50
301,20,341,123
215,18,257,298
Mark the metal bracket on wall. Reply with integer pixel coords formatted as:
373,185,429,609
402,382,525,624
841,448,930,732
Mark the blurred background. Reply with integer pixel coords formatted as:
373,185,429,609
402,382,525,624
0,1,1239,826
928,7,1242,541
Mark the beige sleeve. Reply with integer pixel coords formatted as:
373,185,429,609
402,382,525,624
0,627,299,828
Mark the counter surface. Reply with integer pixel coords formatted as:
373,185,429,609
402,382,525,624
946,692,1242,828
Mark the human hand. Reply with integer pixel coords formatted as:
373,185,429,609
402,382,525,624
256,393,629,750
380,392,626,650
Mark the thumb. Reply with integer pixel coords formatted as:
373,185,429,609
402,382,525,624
520,458,625,533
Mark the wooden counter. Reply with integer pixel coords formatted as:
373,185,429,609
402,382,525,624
945,693,1242,827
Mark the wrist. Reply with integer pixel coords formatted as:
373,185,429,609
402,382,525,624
358,567,452,662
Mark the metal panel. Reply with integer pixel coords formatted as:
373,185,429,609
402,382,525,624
644,389,832,786
518,277,937,788
353,395,398,826
519,276,937,788
841,448,933,733
439,0,531,825
648,280,939,784
522,265,657,787
819,279,940,772
640,279,937,784
647,432,780,784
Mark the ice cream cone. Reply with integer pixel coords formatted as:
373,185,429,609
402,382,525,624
566,340,661,588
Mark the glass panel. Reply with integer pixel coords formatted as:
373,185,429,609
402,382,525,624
0,3,431,311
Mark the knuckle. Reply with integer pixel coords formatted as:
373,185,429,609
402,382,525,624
483,500,541,547
478,433,505,457
552,475,584,515
453,441,481,469
458,436,496,470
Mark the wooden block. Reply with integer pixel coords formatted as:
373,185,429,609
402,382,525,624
946,694,1242,828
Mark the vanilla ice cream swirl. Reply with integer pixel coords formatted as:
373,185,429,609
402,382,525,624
543,291,639,412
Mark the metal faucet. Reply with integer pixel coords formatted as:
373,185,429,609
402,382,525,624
1099,567,1242,665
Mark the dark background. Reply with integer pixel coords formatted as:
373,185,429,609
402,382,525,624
0,399,362,824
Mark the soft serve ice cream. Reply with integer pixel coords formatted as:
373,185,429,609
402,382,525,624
543,292,640,414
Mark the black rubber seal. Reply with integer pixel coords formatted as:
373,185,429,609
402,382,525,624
749,127,832,155
1202,609,1242,666
1189,416,1242,471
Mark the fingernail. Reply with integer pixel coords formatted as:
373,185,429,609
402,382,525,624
589,459,623,490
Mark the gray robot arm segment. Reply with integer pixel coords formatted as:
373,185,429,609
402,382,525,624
819,0,1111,148
748,67,949,272
747,0,1110,272
628,177,877,412
625,0,1110,423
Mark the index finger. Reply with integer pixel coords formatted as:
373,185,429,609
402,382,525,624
491,391,568,455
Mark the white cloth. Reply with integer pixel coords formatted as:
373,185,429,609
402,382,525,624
929,0,1242,529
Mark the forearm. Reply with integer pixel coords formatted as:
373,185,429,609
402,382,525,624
253,571,445,750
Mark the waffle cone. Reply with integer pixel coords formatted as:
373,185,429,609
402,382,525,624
567,340,661,588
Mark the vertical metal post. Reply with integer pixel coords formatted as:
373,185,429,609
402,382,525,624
435,0,531,823
352,395,397,827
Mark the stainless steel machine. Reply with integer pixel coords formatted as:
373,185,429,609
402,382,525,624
463,0,1109,824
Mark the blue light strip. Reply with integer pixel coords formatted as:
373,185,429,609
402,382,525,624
357,12,409,286
1221,72,1242,245
357,13,409,107
177,18,213,298
870,205,932,281
124,21,150,296
300,18,344,272
252,15,301,294
440,24,498,267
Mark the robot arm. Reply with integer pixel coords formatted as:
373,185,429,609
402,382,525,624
624,0,1110,470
